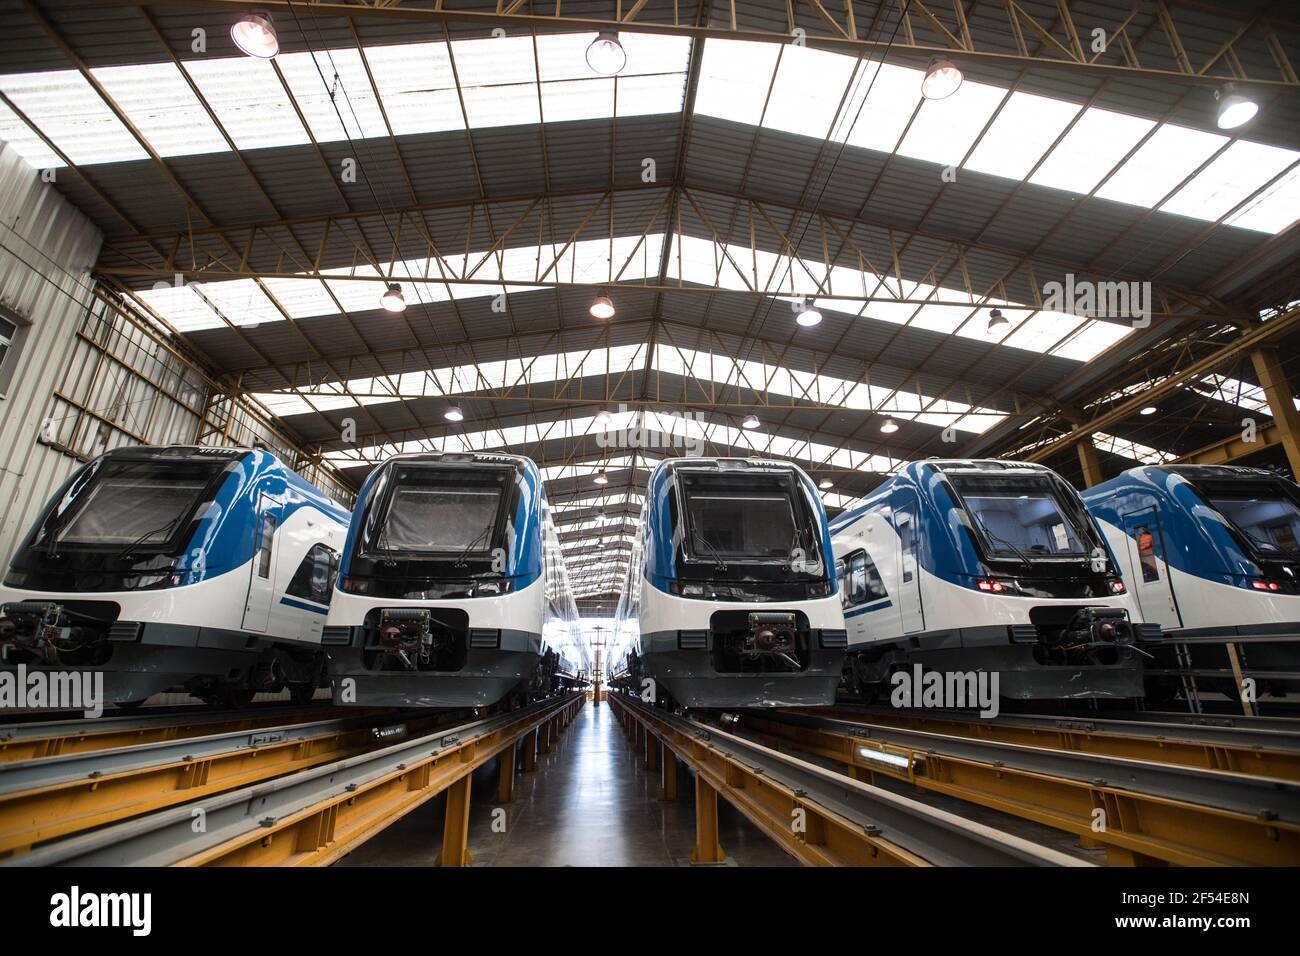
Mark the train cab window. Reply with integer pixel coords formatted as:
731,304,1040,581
1135,526,1160,582
368,466,510,555
286,544,339,603
680,475,805,560
841,550,887,606
947,474,1088,558
1206,491,1300,557
257,515,276,578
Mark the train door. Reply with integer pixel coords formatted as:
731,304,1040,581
242,490,278,633
1121,507,1181,630
895,490,925,634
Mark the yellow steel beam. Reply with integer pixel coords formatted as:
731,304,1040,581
0,717,440,856
1177,421,1281,465
1076,438,1105,488
1251,348,1300,477
609,695,928,867
0,708,368,763
740,714,1300,866
173,695,584,866
806,707,1300,780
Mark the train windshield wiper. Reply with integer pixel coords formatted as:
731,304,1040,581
453,523,496,569
691,529,728,573
116,514,184,561
968,512,1032,569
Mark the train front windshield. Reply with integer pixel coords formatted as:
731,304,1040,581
362,465,513,558
35,458,225,552
947,473,1091,558
1202,484,1300,558
680,472,821,567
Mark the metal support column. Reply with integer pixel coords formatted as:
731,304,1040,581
645,733,659,771
1251,348,1300,478
497,742,516,802
438,775,473,867
691,776,727,864
659,746,677,800
522,729,538,772
1076,438,1104,488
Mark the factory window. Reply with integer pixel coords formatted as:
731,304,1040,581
286,544,339,604
0,312,23,397
257,514,276,578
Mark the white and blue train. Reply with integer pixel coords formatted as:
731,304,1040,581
1083,464,1300,696
323,451,588,708
829,459,1157,701
610,457,847,709
0,445,351,707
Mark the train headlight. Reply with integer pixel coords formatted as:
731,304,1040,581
1109,580,1126,594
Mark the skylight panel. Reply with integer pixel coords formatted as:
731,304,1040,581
841,61,920,154
90,63,229,158
540,78,614,123
1029,107,1156,194
762,44,858,139
277,49,389,142
1095,123,1228,208
1092,432,1177,464
963,90,1081,180
0,70,147,167
365,43,462,136
1049,318,1132,362
184,57,308,151
692,38,779,127
1226,164,1300,234
896,78,1006,167
464,82,542,128
615,73,689,118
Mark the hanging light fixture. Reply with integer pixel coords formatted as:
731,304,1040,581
819,478,834,490
986,307,1008,334
921,57,963,100
586,31,627,76
589,292,616,320
1140,406,1158,416
795,297,822,328
1215,84,1258,130
381,283,406,313
593,469,609,486
230,13,279,59
880,418,899,434
742,413,760,429
444,405,464,423
595,408,613,425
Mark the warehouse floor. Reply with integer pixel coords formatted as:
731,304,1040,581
337,701,794,867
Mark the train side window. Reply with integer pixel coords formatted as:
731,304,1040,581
257,514,276,578
842,551,887,606
287,544,339,603
1135,526,1159,582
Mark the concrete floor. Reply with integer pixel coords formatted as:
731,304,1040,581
336,700,795,867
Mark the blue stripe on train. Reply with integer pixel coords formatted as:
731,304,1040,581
280,595,329,615
844,599,892,618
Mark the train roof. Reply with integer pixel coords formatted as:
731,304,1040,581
650,456,808,475
374,451,536,468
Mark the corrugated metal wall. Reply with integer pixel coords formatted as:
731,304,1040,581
0,140,356,565
0,141,105,566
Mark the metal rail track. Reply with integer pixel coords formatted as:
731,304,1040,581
0,709,462,855
792,704,1300,780
729,710,1300,866
4,693,584,866
0,705,392,762
609,693,1087,867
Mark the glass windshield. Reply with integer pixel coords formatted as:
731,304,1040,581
949,474,1088,557
370,466,510,554
1207,493,1300,556
41,458,223,548
682,475,806,560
